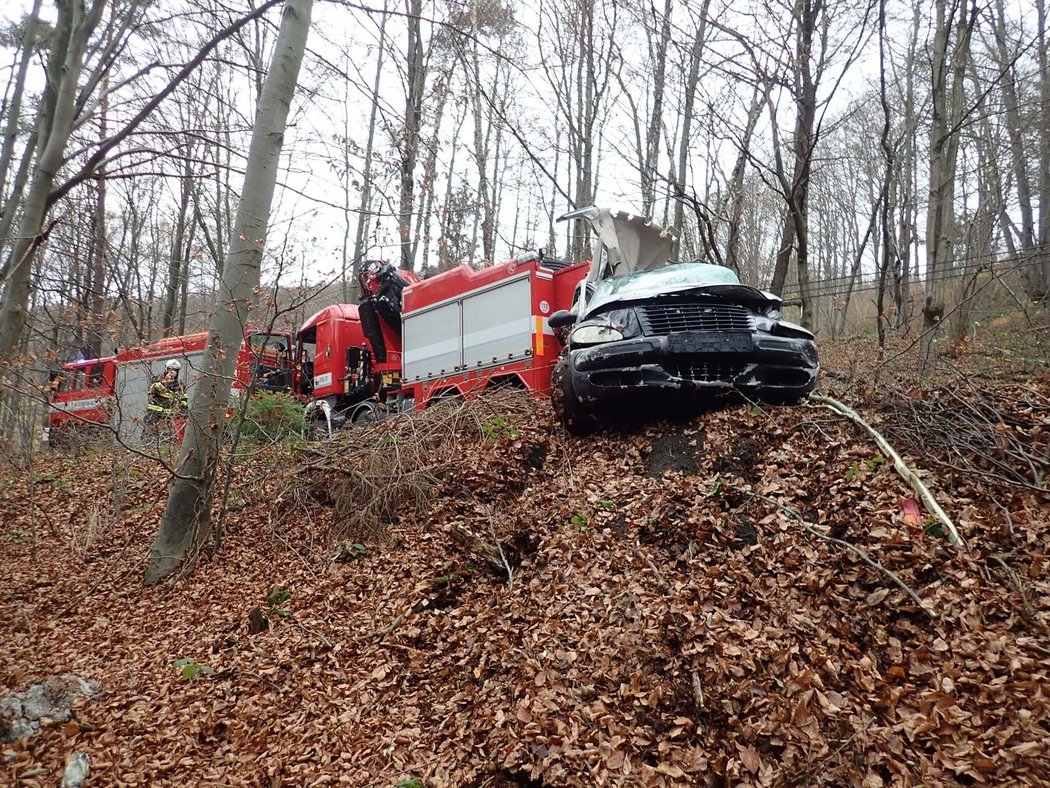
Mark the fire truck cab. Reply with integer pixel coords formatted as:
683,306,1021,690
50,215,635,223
44,357,118,445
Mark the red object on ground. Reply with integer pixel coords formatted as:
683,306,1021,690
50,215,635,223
900,498,923,527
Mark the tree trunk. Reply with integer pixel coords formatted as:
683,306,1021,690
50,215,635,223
893,4,919,333
572,0,597,263
922,0,973,373
163,159,193,334
875,0,895,351
87,82,108,359
398,0,426,272
471,36,494,263
0,0,43,256
641,0,672,217
351,1,388,287
145,0,313,585
0,0,104,365
1034,0,1050,300
672,4,710,258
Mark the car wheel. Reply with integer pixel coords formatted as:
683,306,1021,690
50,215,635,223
551,356,597,436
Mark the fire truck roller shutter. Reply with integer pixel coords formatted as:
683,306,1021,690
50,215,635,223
402,300,462,382
460,276,533,371
112,351,204,443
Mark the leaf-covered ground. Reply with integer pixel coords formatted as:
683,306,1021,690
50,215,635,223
1,346,1047,786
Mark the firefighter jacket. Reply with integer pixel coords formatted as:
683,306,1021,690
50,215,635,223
146,377,187,418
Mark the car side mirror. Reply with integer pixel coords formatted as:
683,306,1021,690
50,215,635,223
548,310,577,329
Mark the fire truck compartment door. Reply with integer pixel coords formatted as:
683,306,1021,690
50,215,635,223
402,275,533,381
461,276,533,370
403,301,462,381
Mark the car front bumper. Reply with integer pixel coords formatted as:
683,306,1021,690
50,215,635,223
567,329,818,405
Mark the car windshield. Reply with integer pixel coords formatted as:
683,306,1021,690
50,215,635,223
585,262,741,316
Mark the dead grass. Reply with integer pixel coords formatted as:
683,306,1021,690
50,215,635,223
290,389,542,544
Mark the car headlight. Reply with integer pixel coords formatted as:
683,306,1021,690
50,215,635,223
571,324,625,345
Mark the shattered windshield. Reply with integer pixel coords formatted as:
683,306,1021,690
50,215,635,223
585,263,742,316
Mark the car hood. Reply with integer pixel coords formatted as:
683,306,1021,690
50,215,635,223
558,206,675,280
583,263,780,319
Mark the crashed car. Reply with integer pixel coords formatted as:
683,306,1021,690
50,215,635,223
549,207,818,434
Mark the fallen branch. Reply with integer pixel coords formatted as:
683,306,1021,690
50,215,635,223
450,523,507,575
809,393,966,550
750,492,936,619
486,511,515,592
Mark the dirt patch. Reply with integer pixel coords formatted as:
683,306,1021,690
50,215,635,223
712,435,768,479
645,430,705,477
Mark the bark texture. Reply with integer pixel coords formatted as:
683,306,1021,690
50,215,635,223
145,0,313,585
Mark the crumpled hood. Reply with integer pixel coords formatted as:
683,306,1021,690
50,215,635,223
558,207,675,282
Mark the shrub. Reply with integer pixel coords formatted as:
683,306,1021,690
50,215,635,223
235,391,305,444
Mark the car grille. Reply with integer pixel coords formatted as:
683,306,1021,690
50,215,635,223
667,361,746,383
638,302,754,335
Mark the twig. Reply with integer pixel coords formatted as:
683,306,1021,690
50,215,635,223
1016,638,1050,658
987,553,1039,626
288,617,334,650
486,508,515,592
376,608,410,644
809,394,966,550
691,670,705,709
996,503,1015,537
646,557,668,587
750,492,936,618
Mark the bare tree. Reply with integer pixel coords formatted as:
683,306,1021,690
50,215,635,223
397,0,428,271
146,0,314,585
538,0,619,262
0,0,108,365
0,0,45,253
350,2,389,289
922,0,976,373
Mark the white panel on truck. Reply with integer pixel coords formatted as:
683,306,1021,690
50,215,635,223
112,351,206,442
461,276,533,370
403,301,462,381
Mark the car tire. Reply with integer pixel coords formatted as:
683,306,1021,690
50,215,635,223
551,356,597,436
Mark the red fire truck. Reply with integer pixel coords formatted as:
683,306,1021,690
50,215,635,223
297,254,587,432
46,251,588,443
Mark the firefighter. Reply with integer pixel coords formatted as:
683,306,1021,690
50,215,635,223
145,359,188,426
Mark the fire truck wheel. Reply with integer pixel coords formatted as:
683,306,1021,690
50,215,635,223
302,400,333,440
551,356,597,436
351,404,378,425
426,389,463,409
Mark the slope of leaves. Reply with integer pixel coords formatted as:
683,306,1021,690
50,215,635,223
0,375,1047,786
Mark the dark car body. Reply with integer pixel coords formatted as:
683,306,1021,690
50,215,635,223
550,209,818,434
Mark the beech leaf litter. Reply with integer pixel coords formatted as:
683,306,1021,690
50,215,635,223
2,363,1048,786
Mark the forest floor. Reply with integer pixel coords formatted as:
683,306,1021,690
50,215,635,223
1,318,1047,787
